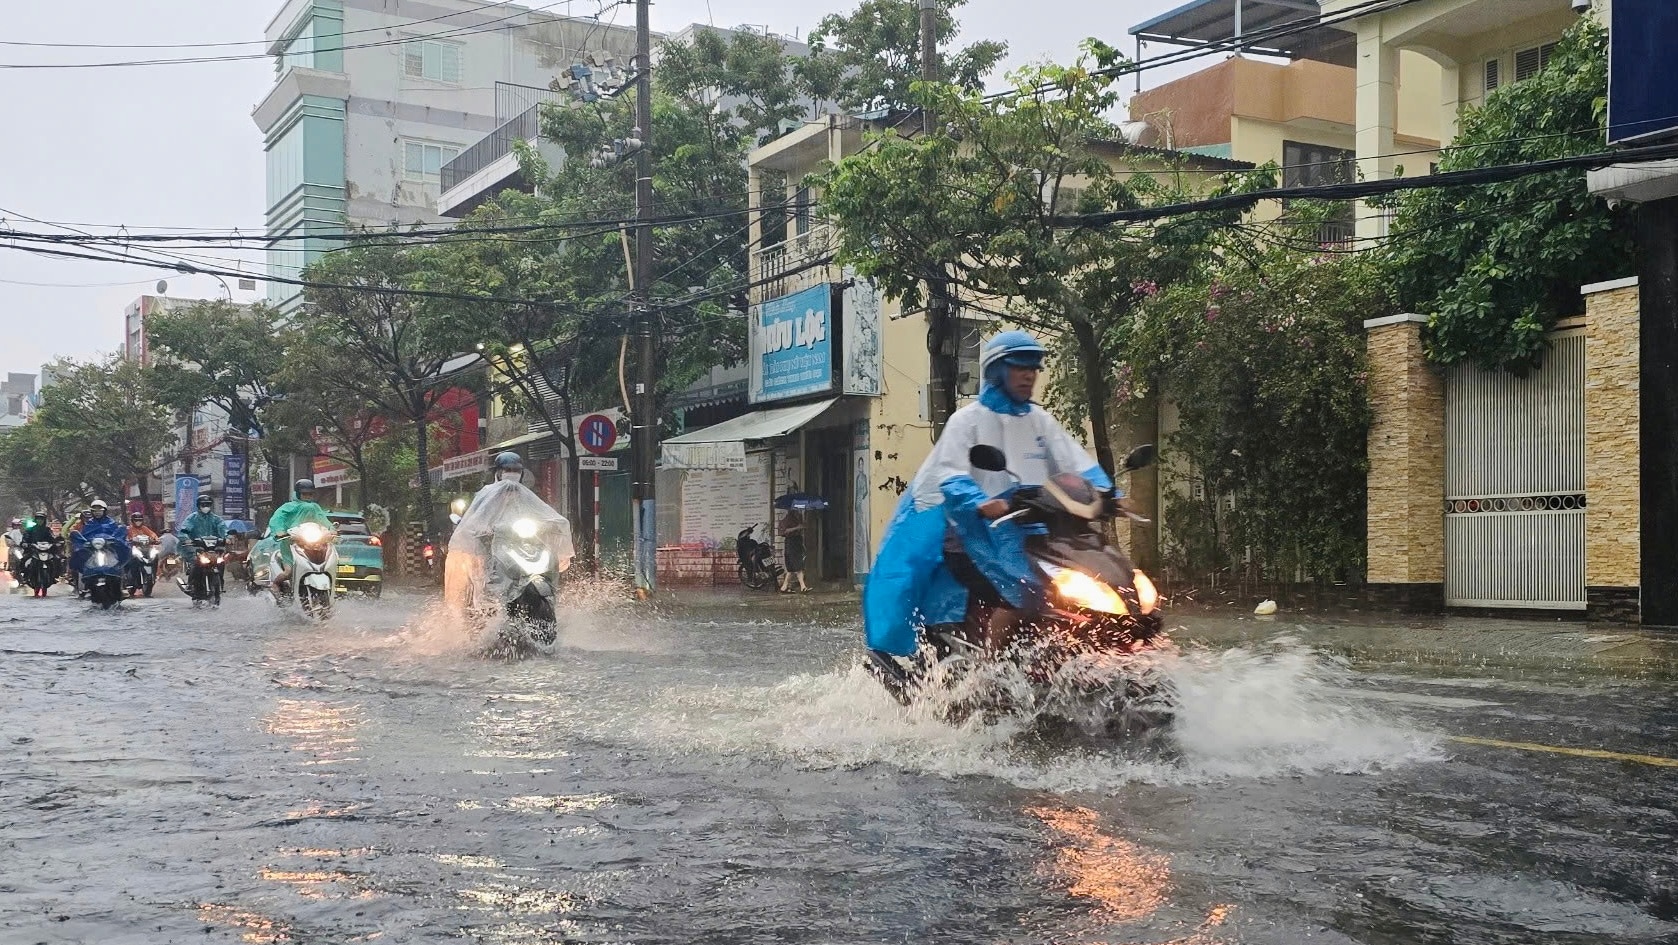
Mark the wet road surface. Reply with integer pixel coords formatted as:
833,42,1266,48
2,583,1675,944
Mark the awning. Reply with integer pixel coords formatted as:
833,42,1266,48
661,398,838,471
1129,0,1355,68
488,429,575,461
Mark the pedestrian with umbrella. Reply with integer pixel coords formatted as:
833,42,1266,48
774,491,826,594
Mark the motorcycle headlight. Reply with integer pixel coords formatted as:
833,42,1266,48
296,523,325,545
511,518,539,540
1045,564,1128,615
1134,570,1159,615
198,555,212,565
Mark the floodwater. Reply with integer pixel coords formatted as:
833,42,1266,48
2,583,1675,944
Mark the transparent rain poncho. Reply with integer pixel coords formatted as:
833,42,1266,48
444,480,575,618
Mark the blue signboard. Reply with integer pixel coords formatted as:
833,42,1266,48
174,475,201,523
223,455,248,518
1610,0,1678,145
750,283,835,403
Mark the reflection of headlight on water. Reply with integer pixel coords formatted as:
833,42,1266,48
1044,564,1127,615
511,518,538,540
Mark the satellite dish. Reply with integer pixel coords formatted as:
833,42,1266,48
156,280,168,295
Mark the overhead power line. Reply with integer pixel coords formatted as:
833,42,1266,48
0,0,592,70
1055,141,1678,228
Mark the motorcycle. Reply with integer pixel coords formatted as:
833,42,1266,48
125,534,160,598
735,524,782,590
180,535,227,607
866,444,1174,737
21,542,60,598
483,517,566,644
445,482,574,654
269,522,338,620
80,536,128,609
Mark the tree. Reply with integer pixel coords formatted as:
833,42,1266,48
145,299,301,505
300,242,477,535
1123,235,1390,585
798,0,1007,112
823,43,1264,473
1379,18,1630,370
0,357,176,509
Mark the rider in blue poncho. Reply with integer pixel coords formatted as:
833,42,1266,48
70,499,130,581
862,330,1116,657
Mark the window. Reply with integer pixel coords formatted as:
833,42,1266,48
1514,42,1559,83
403,39,463,83
792,186,812,236
1282,141,1354,189
1483,58,1501,93
403,141,460,183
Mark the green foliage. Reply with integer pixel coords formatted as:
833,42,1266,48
0,357,176,508
1126,242,1391,583
1380,18,1631,369
823,41,1265,470
799,0,1006,112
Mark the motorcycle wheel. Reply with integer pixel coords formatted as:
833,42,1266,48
210,574,222,607
738,563,768,590
299,585,331,621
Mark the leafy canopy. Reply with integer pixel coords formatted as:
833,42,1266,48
1380,18,1631,369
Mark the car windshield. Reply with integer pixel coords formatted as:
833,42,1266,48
328,516,370,537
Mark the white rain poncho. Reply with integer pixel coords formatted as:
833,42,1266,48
444,480,575,617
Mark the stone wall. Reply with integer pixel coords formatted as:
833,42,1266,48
1364,314,1445,589
1583,278,1641,621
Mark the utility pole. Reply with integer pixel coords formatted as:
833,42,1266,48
919,0,958,434
631,0,658,596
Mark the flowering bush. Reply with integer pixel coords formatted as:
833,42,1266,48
1122,245,1392,584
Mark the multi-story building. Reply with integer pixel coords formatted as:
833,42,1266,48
0,373,35,431
254,0,640,307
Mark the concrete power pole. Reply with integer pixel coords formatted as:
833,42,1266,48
919,0,958,434
631,0,658,596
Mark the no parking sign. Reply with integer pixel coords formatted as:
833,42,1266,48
578,414,617,456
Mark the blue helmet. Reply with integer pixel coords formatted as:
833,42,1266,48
494,451,524,472
979,330,1048,390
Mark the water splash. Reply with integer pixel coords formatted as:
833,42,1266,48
629,635,1441,792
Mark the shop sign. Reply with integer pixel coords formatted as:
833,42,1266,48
750,283,835,403
442,450,488,480
842,277,882,396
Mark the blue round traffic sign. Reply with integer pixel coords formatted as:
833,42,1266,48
579,413,618,456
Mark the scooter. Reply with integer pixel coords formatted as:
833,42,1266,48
126,534,159,598
21,542,61,598
269,522,338,620
484,516,564,645
80,537,128,609
867,444,1174,737
735,524,782,590
179,535,227,607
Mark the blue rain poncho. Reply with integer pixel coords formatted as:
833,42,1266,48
862,384,1113,656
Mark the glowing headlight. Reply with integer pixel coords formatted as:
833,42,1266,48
511,518,539,540
198,555,212,565
296,523,325,545
1047,565,1128,615
1133,569,1159,614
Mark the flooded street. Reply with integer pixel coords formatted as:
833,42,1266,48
3,586,1676,944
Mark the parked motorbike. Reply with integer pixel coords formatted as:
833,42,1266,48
180,535,228,607
269,522,338,620
735,524,782,590
125,534,160,598
21,542,60,597
81,536,127,609
867,444,1174,737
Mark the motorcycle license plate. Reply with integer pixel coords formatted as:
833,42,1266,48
337,565,355,574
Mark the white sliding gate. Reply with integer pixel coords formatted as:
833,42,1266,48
1443,329,1586,610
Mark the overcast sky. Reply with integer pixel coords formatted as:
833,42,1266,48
0,0,1200,379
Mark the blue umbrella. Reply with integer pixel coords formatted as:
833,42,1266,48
775,493,829,511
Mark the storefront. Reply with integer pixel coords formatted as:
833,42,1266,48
659,279,893,587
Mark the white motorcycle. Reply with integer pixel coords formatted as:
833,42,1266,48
487,517,564,642
269,522,339,620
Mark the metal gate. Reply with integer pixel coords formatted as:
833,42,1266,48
1443,329,1586,609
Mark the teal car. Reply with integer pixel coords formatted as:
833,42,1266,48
248,510,385,598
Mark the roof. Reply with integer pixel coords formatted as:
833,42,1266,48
1093,139,1256,171
1129,0,1355,69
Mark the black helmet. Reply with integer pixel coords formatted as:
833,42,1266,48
294,478,316,499
494,451,524,473
196,495,214,510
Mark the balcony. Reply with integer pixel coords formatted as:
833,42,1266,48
750,223,836,300
438,89,564,218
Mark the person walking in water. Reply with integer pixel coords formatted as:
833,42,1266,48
778,510,809,593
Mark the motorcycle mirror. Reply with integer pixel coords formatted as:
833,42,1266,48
1122,444,1157,472
969,445,1008,472
449,513,462,525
